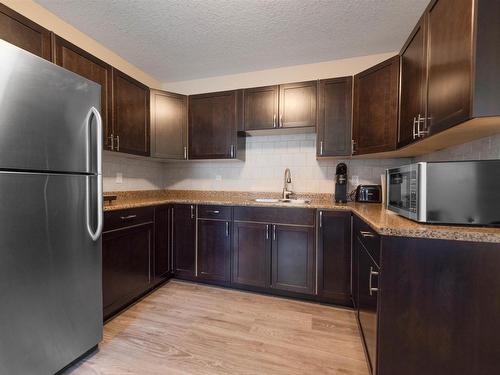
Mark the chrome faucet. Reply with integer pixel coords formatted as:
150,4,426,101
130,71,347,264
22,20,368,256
282,168,294,200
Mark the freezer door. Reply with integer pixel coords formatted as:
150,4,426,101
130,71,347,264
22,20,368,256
0,39,101,174
0,172,102,375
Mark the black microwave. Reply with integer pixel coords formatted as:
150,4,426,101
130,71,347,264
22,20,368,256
386,160,500,226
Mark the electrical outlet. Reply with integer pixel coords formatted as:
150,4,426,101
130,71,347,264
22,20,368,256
116,172,123,184
351,175,359,186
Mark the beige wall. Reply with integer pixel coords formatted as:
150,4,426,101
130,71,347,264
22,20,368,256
2,0,161,88
163,52,396,95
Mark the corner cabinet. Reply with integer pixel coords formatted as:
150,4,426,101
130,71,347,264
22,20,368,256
111,68,150,156
317,77,353,157
353,56,399,156
150,89,188,160
53,35,113,150
188,90,242,159
0,3,51,60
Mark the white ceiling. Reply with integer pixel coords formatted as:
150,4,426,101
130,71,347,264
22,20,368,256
36,0,429,83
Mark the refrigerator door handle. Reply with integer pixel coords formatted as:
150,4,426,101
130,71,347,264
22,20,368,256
86,107,103,241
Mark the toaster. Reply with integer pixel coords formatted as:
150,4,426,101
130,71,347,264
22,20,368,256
355,185,382,203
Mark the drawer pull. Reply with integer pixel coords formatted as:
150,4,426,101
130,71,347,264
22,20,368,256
369,267,379,296
360,230,375,238
120,214,137,220
207,210,220,214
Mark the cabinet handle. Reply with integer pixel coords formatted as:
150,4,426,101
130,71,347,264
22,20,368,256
190,205,195,219
230,144,235,158
225,221,230,237
120,214,137,220
360,230,375,238
412,116,418,140
369,266,379,296
109,133,114,150
319,141,323,156
266,224,269,240
319,211,323,228
351,139,356,155
116,135,120,151
279,114,283,128
417,114,428,137
273,114,277,128
272,224,277,241
183,146,188,160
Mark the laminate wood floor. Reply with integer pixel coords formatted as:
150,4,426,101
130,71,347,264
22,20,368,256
68,281,369,375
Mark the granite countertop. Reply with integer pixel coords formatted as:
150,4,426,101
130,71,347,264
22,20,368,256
104,190,500,243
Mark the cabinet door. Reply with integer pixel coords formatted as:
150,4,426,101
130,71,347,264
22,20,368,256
243,85,279,131
0,4,51,60
112,68,150,156
317,77,352,157
232,221,271,288
353,56,399,155
357,238,379,374
102,223,152,320
197,219,231,282
426,0,472,134
279,81,317,129
188,90,237,159
173,204,196,278
399,18,427,148
53,35,113,150
271,224,314,295
317,211,351,305
150,89,187,159
154,205,172,280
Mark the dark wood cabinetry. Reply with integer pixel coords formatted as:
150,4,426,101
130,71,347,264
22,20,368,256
399,17,427,148
172,204,196,278
154,205,172,281
0,3,51,60
112,69,150,156
353,56,399,155
150,90,187,159
279,81,317,129
197,218,231,283
317,77,352,157
232,221,271,288
317,211,352,305
271,224,315,295
53,35,113,150
243,85,279,131
102,207,154,320
188,90,239,159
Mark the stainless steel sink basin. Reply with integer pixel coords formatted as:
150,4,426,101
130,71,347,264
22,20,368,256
254,198,280,203
254,198,311,205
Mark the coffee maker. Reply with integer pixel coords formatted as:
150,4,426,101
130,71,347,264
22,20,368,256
335,163,348,203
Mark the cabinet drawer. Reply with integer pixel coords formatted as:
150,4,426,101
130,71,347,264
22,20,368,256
234,206,315,226
198,205,232,220
353,215,380,266
104,206,155,232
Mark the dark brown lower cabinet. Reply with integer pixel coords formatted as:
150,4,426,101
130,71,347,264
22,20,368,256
271,224,315,295
317,210,352,305
172,204,196,278
232,221,271,288
197,219,231,282
102,222,153,320
154,205,172,281
376,237,500,375
357,237,379,374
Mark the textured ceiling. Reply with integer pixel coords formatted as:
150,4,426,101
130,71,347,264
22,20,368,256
36,0,429,83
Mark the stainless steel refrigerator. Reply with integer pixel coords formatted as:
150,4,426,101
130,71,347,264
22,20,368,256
0,40,103,374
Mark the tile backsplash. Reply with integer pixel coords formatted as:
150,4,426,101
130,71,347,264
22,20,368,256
104,133,500,193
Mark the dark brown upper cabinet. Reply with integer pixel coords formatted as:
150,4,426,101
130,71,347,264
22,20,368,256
188,90,241,159
353,55,399,156
399,16,427,148
398,0,500,150
150,89,188,160
243,85,279,131
0,3,51,60
317,77,353,157
112,68,150,156
279,81,317,129
53,35,113,150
